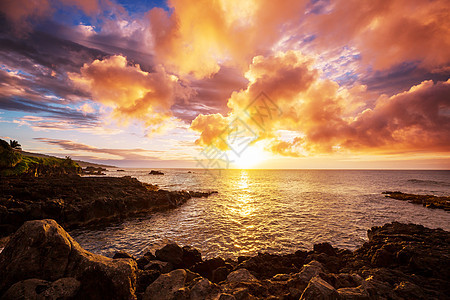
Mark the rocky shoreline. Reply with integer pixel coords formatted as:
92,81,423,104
0,175,216,238
0,220,448,299
383,191,450,211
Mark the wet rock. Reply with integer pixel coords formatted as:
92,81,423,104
144,260,173,273
2,278,80,300
237,256,250,263
136,251,156,269
136,269,160,294
143,269,186,300
173,287,190,299
393,281,426,299
1,279,50,300
185,269,202,284
82,166,107,175
149,170,164,175
2,219,450,299
212,266,231,283
0,176,215,236
227,269,257,282
288,260,324,291
231,287,250,300
0,219,137,299
382,191,450,211
319,273,363,289
181,245,202,268
306,252,341,273
190,278,221,300
155,243,183,266
300,276,339,300
271,273,291,281
236,252,304,279
113,250,135,260
192,257,225,280
218,293,236,300
337,285,370,300
371,248,394,267
314,243,337,256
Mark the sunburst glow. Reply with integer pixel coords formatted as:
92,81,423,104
231,144,269,169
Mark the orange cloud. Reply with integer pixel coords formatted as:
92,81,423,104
148,0,308,78
190,50,450,156
307,0,450,71
68,55,192,133
342,79,450,153
190,113,230,150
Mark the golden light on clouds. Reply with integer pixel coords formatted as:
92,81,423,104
1,0,449,168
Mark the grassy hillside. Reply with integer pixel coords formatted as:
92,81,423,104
0,139,81,177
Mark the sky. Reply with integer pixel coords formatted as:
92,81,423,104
0,0,449,169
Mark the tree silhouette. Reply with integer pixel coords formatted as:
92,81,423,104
9,140,21,150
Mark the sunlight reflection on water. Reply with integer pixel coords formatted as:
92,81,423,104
70,169,450,259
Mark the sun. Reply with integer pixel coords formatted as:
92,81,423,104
231,144,268,169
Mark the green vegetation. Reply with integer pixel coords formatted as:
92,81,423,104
9,140,21,150
0,139,81,176
0,139,22,168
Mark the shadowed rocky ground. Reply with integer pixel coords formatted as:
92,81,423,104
0,220,448,299
0,176,216,237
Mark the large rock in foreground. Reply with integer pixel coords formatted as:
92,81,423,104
0,219,137,299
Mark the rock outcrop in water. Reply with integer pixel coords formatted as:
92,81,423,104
1,219,449,299
149,170,164,175
81,166,107,175
0,176,216,237
383,191,450,211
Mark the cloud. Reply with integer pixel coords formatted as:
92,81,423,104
148,0,309,78
190,113,230,150
12,114,120,135
341,79,450,153
190,50,450,156
35,138,162,160
0,0,101,34
306,0,450,71
172,66,249,121
68,55,194,133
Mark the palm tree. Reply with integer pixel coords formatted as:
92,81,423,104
9,140,22,150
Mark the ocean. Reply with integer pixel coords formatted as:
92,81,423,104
70,169,450,259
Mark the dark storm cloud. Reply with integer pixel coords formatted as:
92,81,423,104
35,20,155,71
0,17,108,127
362,62,450,96
171,67,249,122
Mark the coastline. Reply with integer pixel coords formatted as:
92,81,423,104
0,175,216,238
0,219,448,299
383,191,450,211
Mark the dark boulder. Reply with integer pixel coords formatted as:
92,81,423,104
149,170,164,175
192,257,226,280
136,251,156,269
181,245,203,268
0,219,137,299
113,251,135,260
313,242,337,256
237,252,304,279
371,248,395,267
155,243,184,266
1,277,80,300
212,266,231,283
